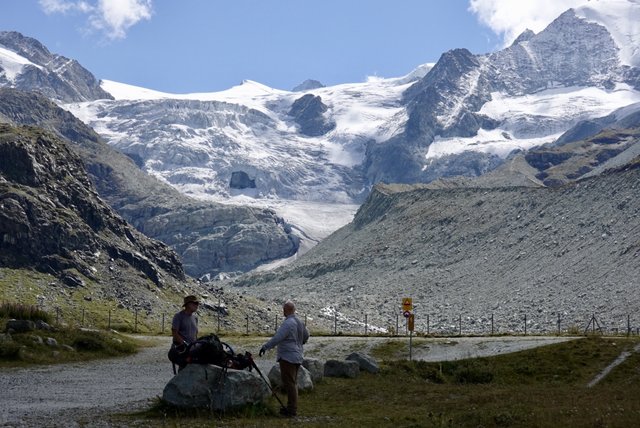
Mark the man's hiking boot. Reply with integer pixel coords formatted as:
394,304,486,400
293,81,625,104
280,407,296,417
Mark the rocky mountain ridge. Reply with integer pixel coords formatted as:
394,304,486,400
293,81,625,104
0,31,112,102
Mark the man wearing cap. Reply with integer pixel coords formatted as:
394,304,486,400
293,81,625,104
259,300,309,417
172,295,199,348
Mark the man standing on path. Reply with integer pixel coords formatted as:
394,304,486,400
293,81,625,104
259,300,310,417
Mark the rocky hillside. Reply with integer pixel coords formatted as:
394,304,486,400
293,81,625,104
0,88,299,278
231,156,640,334
0,123,183,299
0,123,282,332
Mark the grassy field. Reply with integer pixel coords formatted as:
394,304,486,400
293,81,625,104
0,302,142,366
128,336,640,427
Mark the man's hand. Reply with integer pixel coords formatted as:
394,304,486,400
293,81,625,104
259,346,266,357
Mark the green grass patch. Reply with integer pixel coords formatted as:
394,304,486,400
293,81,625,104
0,327,139,367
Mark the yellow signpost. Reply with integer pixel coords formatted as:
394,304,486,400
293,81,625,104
403,298,414,361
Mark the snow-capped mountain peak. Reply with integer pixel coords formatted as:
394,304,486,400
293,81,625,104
573,0,640,67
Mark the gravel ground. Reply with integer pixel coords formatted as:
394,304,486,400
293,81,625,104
0,335,577,427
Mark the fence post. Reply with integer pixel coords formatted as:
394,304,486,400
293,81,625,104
491,313,494,335
217,297,221,333
304,314,307,327
275,315,278,333
162,313,165,333
459,314,462,336
627,315,631,337
557,313,561,335
334,308,337,335
364,314,368,336
427,314,430,336
245,315,249,335
396,312,399,336
524,314,527,335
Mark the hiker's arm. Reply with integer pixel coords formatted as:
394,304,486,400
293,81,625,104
172,327,185,345
263,319,294,350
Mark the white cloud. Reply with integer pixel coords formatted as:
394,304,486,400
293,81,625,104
468,0,590,46
39,0,153,40
40,0,92,14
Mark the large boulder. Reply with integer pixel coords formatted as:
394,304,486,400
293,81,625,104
302,358,324,383
267,364,314,391
5,320,36,333
162,364,270,410
346,352,380,374
324,359,360,378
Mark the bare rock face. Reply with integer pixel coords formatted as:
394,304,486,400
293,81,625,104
0,123,185,285
162,364,271,410
0,31,113,102
288,94,336,137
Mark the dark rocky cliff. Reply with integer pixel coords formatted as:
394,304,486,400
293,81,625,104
0,123,186,294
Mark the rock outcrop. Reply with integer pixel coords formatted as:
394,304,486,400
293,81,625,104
0,123,184,285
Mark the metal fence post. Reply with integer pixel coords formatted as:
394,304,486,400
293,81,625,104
364,314,368,336
491,313,494,335
217,297,221,333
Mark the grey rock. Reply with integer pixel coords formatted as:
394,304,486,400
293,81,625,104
6,320,36,333
302,358,324,383
346,352,379,374
324,359,359,378
35,320,53,331
288,94,336,137
30,335,43,344
45,337,58,347
162,364,270,410
267,364,313,391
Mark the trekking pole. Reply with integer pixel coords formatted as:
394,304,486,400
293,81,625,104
248,355,286,411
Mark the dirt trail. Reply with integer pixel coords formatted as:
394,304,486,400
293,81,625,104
0,335,577,427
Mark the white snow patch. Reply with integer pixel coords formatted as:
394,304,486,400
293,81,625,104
0,46,43,82
575,0,640,67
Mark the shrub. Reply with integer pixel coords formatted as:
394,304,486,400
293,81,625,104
0,302,52,323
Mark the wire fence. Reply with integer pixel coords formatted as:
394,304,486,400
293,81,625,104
14,301,640,338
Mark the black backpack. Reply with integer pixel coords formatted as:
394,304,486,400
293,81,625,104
168,334,253,374
187,334,230,366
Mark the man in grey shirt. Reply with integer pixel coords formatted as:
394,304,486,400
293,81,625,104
259,300,309,417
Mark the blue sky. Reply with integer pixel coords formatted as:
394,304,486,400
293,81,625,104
0,0,585,93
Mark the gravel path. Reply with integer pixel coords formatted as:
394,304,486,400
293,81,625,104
0,335,577,427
